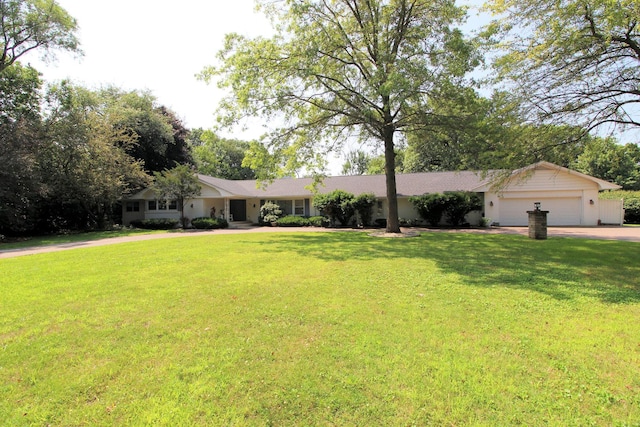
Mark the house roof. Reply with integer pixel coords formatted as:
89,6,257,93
127,161,620,200
194,170,495,199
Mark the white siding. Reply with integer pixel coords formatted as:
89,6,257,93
599,199,624,225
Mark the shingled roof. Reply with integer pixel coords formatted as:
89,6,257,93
197,170,494,198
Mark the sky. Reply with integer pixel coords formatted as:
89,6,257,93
32,0,488,174
33,0,271,133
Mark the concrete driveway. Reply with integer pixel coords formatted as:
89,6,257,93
1,225,639,259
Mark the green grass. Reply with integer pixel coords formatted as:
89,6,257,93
0,229,167,250
1,232,639,426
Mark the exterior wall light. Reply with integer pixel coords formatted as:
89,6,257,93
589,199,594,205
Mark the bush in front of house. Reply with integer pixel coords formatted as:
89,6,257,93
191,217,229,229
130,218,180,230
353,192,376,226
260,201,283,225
307,216,329,227
409,193,447,226
313,190,356,226
410,191,481,227
443,191,483,226
276,216,309,227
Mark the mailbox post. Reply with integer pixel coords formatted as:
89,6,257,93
527,202,549,240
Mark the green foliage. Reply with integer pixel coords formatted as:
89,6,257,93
312,190,355,226
483,0,640,131
601,190,640,224
410,193,448,226
341,150,372,175
130,218,179,229
0,0,81,72
153,164,201,228
274,215,329,227
410,191,481,226
572,138,640,190
353,193,376,227
0,64,42,235
191,129,256,179
443,191,483,226
1,233,639,425
259,201,283,224
404,90,589,172
101,88,192,173
202,0,479,232
190,217,229,229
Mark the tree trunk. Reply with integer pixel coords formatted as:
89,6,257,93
384,130,401,233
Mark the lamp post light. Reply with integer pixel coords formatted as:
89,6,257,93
534,202,541,211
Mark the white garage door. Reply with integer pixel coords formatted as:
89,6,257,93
500,198,582,226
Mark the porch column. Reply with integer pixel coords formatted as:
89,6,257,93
224,198,230,221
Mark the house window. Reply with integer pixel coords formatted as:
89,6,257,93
125,201,140,212
147,199,177,211
294,199,304,215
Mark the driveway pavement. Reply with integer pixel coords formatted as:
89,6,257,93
1,225,639,259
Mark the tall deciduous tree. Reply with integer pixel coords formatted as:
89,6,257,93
202,0,477,233
0,0,80,72
39,82,150,230
483,0,640,131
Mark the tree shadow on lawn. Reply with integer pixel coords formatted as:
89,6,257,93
244,231,640,304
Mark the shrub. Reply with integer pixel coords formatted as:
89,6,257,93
443,191,483,226
130,218,180,230
191,217,229,229
313,190,355,226
307,216,329,227
353,193,376,226
409,193,447,226
260,201,283,225
410,192,482,227
276,216,310,227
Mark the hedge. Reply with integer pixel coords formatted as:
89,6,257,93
191,217,229,229
130,219,180,230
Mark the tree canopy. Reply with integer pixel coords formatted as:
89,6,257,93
191,130,256,180
483,0,640,132
202,0,478,232
0,0,81,72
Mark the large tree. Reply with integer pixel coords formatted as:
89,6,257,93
191,129,256,180
202,0,477,232
38,82,150,230
483,0,640,131
100,88,193,173
572,138,640,190
0,0,80,72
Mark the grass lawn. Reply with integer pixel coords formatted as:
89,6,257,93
1,232,639,426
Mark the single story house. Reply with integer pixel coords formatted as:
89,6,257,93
122,161,623,227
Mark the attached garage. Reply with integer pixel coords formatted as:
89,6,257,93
479,162,622,227
499,196,582,226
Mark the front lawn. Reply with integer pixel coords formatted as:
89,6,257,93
1,232,638,425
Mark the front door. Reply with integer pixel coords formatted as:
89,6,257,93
229,199,247,221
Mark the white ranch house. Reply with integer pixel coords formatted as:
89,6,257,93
123,161,623,227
